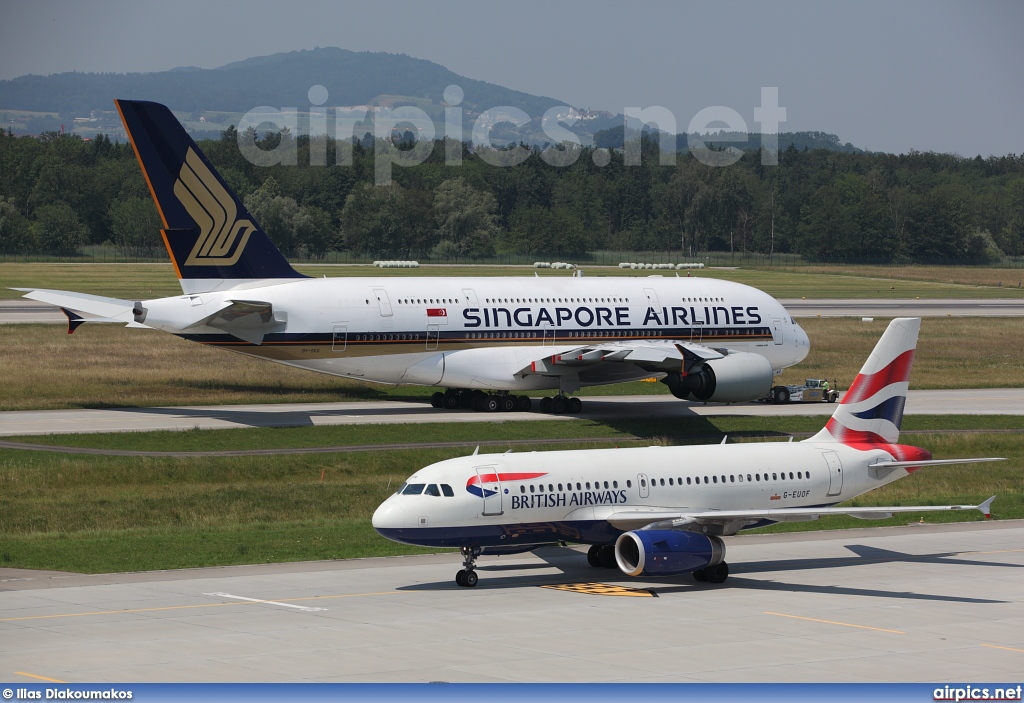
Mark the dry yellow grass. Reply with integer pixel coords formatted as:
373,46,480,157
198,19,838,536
775,317,1024,390
2,317,1023,410
777,265,1024,291
0,323,416,410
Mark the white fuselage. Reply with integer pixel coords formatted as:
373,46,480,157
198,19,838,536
371,440,908,548
140,274,809,391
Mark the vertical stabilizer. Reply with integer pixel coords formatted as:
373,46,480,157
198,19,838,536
807,317,920,444
115,99,307,290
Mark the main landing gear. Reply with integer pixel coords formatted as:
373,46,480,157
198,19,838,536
691,562,730,584
430,389,583,414
587,545,617,569
455,546,482,587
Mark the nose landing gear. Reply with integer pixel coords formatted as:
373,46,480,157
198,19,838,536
455,546,482,587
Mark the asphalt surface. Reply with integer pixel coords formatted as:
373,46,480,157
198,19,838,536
5,298,1024,323
2,389,1023,437
2,520,1022,682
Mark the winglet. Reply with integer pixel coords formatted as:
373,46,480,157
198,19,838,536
979,495,996,519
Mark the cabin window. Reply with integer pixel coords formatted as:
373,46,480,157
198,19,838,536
686,477,692,485
640,479,646,488
612,481,618,488
586,482,591,490
402,484,425,495
626,480,632,488
738,475,743,482
659,478,665,486
603,481,609,489
668,478,674,486
789,472,794,480
441,484,454,497
772,473,778,480
558,483,564,491
424,484,441,497
730,475,735,483
713,476,718,483
797,472,802,479
576,482,582,490
520,485,526,493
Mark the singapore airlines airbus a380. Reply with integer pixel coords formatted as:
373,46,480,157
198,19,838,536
17,100,808,413
374,318,1001,587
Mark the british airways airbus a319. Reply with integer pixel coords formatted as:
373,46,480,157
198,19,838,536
374,318,1001,586
17,100,809,413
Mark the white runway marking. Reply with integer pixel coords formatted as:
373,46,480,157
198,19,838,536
203,591,327,612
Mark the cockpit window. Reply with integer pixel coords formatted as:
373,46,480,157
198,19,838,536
424,484,441,497
402,483,425,495
441,484,454,497
395,482,407,495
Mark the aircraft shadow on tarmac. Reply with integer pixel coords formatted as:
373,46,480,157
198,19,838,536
397,544,1017,603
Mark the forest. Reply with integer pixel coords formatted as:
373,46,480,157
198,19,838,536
1,126,1023,264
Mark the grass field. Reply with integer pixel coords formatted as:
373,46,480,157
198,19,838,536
0,416,1019,573
2,316,1022,410
5,262,1024,300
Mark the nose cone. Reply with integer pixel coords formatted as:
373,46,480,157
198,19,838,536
372,498,405,532
794,323,810,363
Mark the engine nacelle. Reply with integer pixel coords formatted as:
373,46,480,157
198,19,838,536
662,351,774,403
614,530,725,577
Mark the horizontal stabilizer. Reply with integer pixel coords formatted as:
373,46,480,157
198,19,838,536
15,288,135,320
183,299,280,345
869,457,1005,469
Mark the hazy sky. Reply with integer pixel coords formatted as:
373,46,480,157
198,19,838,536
1,0,1021,156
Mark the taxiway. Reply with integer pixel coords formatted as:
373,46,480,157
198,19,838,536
2,520,1022,682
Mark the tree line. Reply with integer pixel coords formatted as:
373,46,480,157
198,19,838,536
2,127,1023,264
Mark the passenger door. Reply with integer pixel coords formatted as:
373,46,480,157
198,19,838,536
474,466,504,516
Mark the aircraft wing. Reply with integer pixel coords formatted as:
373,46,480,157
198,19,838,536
606,496,997,533
516,339,725,376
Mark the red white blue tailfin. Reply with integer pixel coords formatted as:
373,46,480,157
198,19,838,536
807,317,920,444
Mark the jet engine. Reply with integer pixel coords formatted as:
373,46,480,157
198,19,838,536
662,351,774,403
614,530,725,577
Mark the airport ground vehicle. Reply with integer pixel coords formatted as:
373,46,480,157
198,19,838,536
767,378,839,404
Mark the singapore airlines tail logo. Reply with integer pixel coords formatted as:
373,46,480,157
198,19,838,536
174,147,256,266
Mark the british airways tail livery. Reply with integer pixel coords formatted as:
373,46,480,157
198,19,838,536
374,318,1002,587
17,100,810,412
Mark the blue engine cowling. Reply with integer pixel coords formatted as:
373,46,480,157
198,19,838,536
614,530,725,576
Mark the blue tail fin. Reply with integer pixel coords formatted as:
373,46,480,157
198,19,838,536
115,99,307,286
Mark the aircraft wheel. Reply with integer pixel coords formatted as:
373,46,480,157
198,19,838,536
444,392,460,409
569,397,583,414
599,545,616,568
692,568,709,582
430,392,445,409
463,570,479,587
517,395,532,412
707,561,729,584
540,397,552,413
484,396,500,412
587,545,602,567
501,395,516,412
456,569,467,587
552,397,567,414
